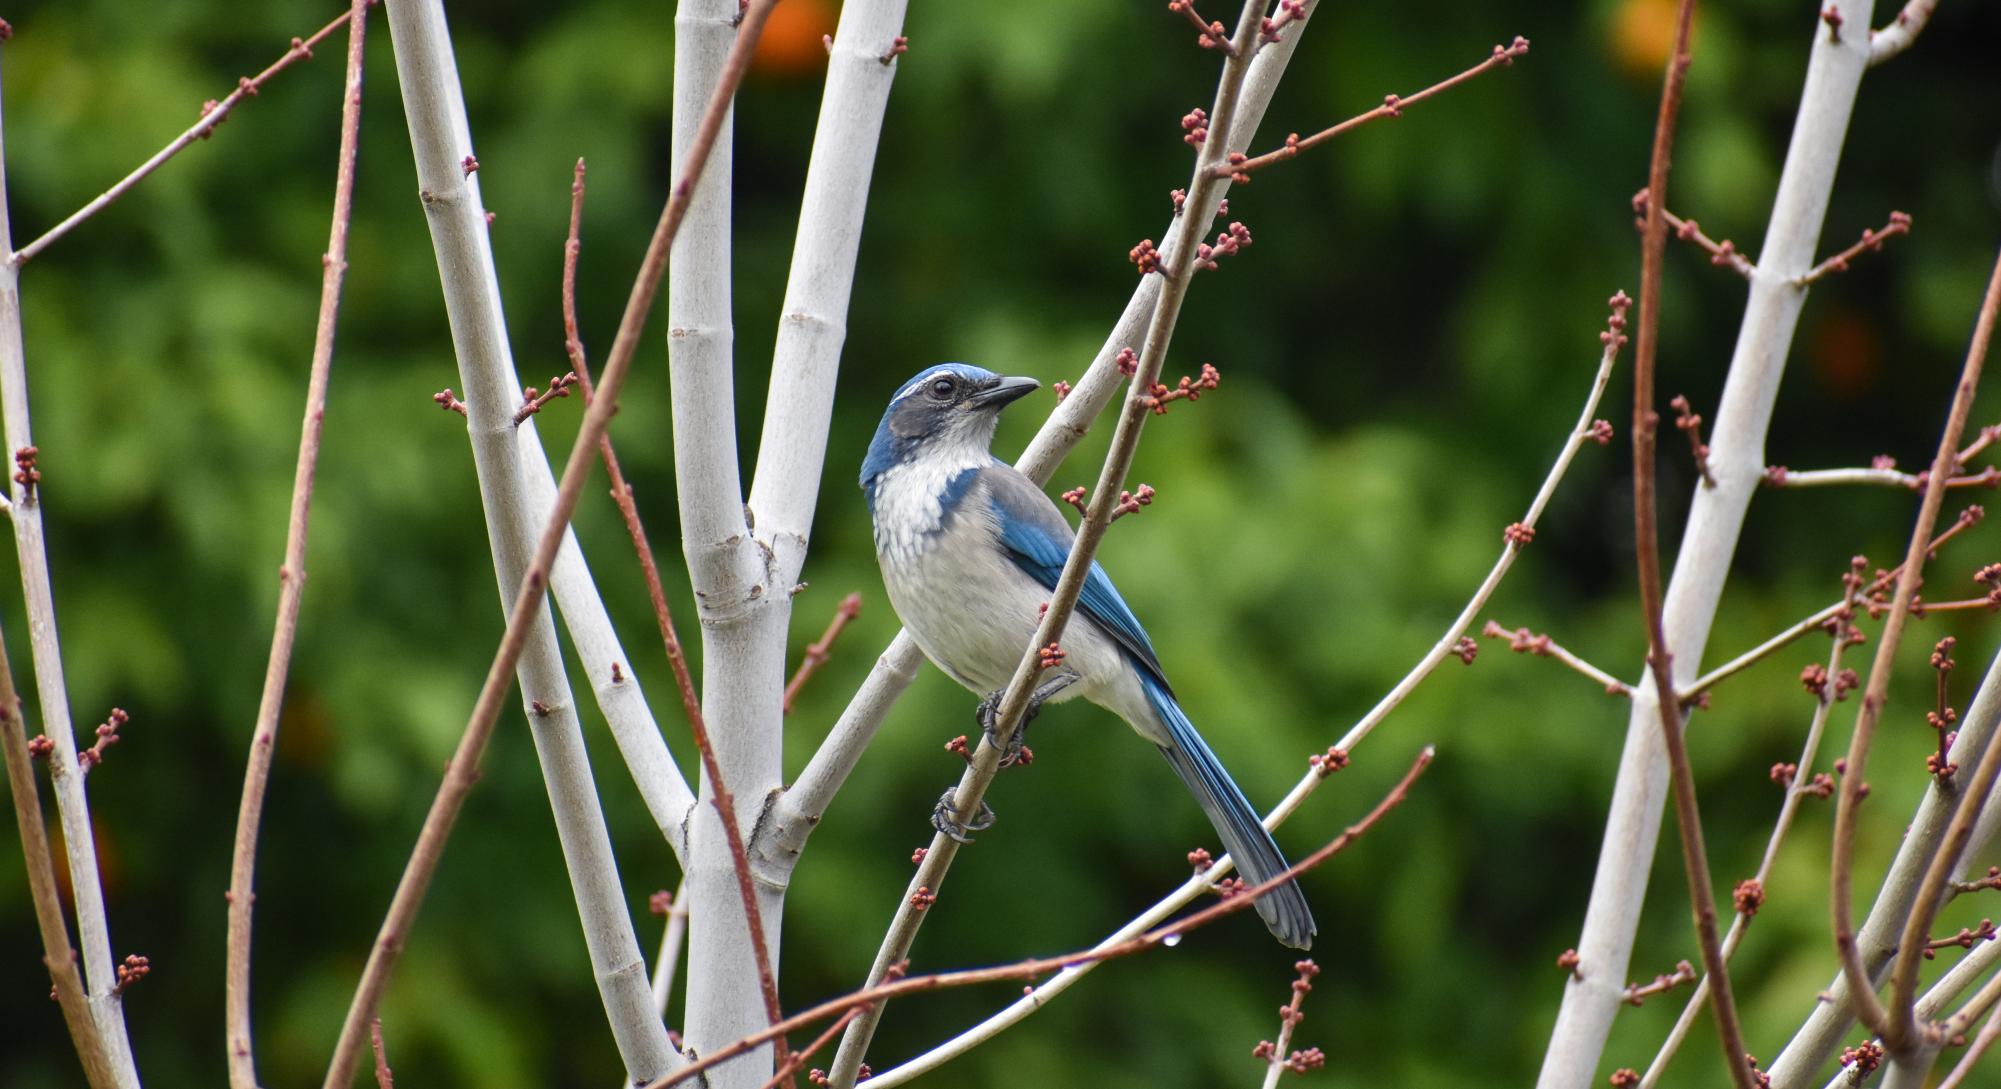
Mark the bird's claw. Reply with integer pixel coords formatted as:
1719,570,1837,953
976,690,1029,767
931,786,996,843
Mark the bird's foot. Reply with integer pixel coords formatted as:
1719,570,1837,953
931,786,997,843
975,690,1031,768
977,674,1076,768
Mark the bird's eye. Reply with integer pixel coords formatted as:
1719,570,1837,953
928,377,956,400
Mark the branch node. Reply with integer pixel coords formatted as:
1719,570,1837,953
1800,210,1914,287
1143,363,1219,414
1308,746,1350,777
12,445,38,496
111,953,150,996
1669,394,1716,486
512,373,580,424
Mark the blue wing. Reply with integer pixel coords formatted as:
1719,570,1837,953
982,463,1171,693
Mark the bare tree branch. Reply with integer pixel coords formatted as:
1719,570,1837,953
319,1,779,1083
1767,646,2001,1085
1641,581,1858,1087
0,620,117,1088
0,33,142,1089
1537,6,1881,1083
1868,0,1940,66
11,8,355,266
1626,0,1756,1081
226,5,371,1085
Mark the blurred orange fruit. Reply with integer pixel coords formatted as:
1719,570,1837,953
1610,0,1700,77
754,0,838,77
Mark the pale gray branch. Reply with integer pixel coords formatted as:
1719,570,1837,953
0,49,141,1089
1536,6,1879,1085
1868,0,1939,66
380,1,677,1081
674,2,912,1083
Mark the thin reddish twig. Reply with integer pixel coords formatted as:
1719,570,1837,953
561,159,792,1074
646,746,1435,1089
1166,0,1235,55
1800,210,1912,285
1624,960,1697,1006
1480,619,1631,696
1808,209,1912,284
1669,394,1715,487
511,372,580,424
784,592,864,714
1218,36,1529,180
1629,2,1755,1085
1254,960,1323,1086
227,5,370,1086
1679,508,1988,701
760,1007,866,1089
369,1018,394,1089
319,5,781,1087
1631,189,1755,279
13,6,362,266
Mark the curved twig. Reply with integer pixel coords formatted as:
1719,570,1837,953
226,5,370,1084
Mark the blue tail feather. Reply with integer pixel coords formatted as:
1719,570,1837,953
1142,678,1316,949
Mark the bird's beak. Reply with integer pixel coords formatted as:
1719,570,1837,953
971,375,1040,410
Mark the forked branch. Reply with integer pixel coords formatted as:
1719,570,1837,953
318,3,780,1086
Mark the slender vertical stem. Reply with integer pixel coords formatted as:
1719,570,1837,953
1640,598,1852,1088
0,34,141,1089
1627,3,1755,1086
225,6,370,1085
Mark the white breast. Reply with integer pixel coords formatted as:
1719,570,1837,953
871,461,1159,736
870,453,984,567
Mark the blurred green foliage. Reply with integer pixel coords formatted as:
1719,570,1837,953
3,0,2001,1086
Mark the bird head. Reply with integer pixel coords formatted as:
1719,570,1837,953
860,364,1039,490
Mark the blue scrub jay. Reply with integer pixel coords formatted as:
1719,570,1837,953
862,363,1316,949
